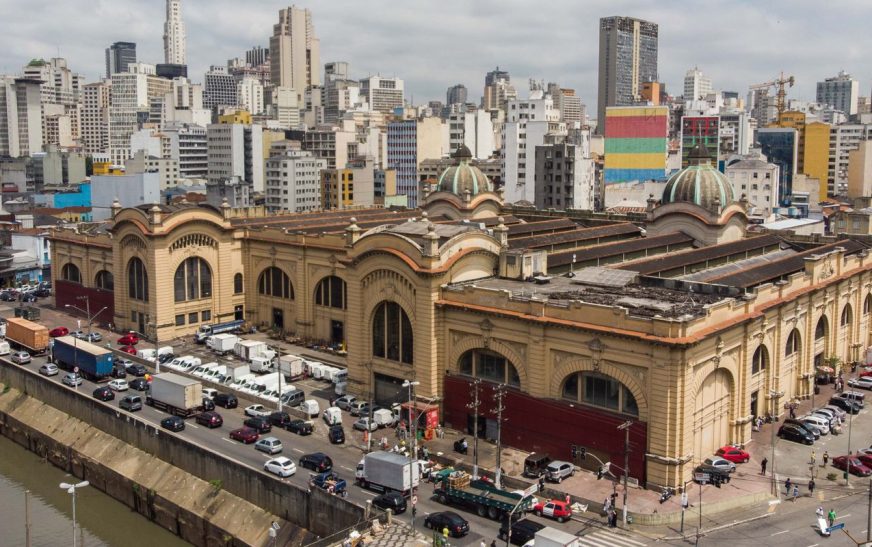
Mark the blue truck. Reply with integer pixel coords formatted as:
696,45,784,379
194,320,245,343
52,335,114,381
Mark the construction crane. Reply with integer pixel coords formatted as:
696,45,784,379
749,72,796,119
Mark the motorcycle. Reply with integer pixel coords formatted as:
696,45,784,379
454,437,468,455
659,487,675,504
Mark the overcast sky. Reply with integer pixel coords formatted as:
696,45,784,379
1,0,869,111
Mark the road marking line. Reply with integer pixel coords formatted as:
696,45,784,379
341,466,353,472
771,530,789,536
292,448,303,453
839,514,851,519
807,544,819,547
222,438,235,444
188,423,199,429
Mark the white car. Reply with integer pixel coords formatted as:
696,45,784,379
108,379,129,391
848,377,872,390
264,456,297,478
244,404,270,418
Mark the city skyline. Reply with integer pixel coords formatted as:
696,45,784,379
1,0,870,110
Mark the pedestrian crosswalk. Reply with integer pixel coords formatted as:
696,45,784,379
578,529,648,547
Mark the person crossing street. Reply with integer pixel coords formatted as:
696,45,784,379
828,508,837,528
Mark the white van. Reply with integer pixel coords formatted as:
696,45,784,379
203,365,227,382
176,357,202,372
192,362,218,377
0,340,11,355
323,406,342,425
300,399,320,418
332,369,348,385
229,374,255,390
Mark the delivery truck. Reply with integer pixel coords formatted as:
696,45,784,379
207,333,238,355
146,373,204,417
6,317,49,354
433,470,533,521
52,336,114,380
279,354,305,380
194,320,244,343
250,355,274,373
234,339,273,361
355,451,420,496
534,527,579,547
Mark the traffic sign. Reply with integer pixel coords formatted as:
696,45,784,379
694,472,709,484
827,522,845,532
680,493,688,508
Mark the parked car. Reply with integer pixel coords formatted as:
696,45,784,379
34,288,51,297
244,416,272,433
21,292,36,303
86,332,103,343
702,457,736,473
214,393,238,409
372,491,407,514
693,464,732,484
348,401,368,416
836,391,866,408
62,372,83,387
829,397,861,414
328,424,345,444
49,327,70,337
119,395,143,411
160,415,185,432
848,377,872,390
783,418,820,440
129,378,149,391
120,345,137,355
245,404,271,418
286,419,314,436
195,411,223,428
117,334,140,346
299,452,333,472
533,499,573,523
264,456,296,477
800,419,826,438
424,511,470,538
229,426,259,444
108,379,129,391
158,352,175,364
334,395,357,411
126,364,147,377
202,388,218,400
716,446,750,463
523,453,553,478
777,423,814,445
801,415,831,435
11,351,31,364
832,455,872,477
545,460,574,483
823,405,848,422
38,363,59,376
254,436,283,455
268,411,293,429
353,417,379,432
498,519,545,545
110,364,127,379
92,386,115,401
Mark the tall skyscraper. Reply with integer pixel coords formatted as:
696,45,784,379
446,84,467,106
203,66,238,110
270,5,320,102
684,67,712,100
596,16,659,132
0,76,43,157
483,67,516,112
163,0,186,65
360,76,404,114
817,71,859,116
105,42,137,77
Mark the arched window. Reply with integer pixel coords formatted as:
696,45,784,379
752,345,769,374
841,304,853,327
865,295,872,316
61,263,81,283
233,273,243,294
174,257,212,302
815,316,828,340
561,371,638,417
785,329,801,356
94,270,114,291
128,257,148,302
257,267,293,299
458,349,520,387
372,301,413,364
315,276,347,309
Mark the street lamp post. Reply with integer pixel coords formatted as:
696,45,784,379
59,480,89,547
769,389,784,498
147,322,160,373
617,420,633,525
467,378,481,479
402,379,420,534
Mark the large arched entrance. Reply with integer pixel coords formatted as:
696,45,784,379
693,369,733,462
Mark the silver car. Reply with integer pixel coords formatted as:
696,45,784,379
62,372,83,386
11,351,31,364
255,437,283,455
545,460,574,482
39,363,59,376
702,456,736,473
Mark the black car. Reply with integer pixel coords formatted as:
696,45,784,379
424,511,469,538
202,397,216,411
34,288,51,297
158,353,175,364
21,292,37,302
829,397,861,414
214,393,238,409
269,411,293,428
161,415,185,432
119,395,143,411
110,364,128,379
498,519,545,545
328,424,345,444
693,464,732,484
783,418,819,439
244,416,272,433
778,423,814,445
286,419,313,436
196,411,224,428
299,452,333,472
127,364,147,377
372,492,407,515
93,386,115,401
129,377,149,391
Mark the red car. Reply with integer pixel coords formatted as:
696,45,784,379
716,446,750,464
229,426,259,444
858,454,872,468
832,455,872,477
533,499,572,523
49,326,70,338
120,345,137,355
117,333,140,346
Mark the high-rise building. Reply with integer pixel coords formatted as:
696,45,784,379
603,106,669,185
360,76,404,114
803,121,831,201
680,116,719,168
162,122,208,179
757,127,798,204
245,46,270,68
684,67,712,100
82,80,111,155
204,66,238,110
321,156,376,209
596,16,659,132
0,76,43,157
265,149,325,212
547,83,585,125
387,117,446,207
207,122,264,192
105,42,137,78
21,58,84,148
534,139,595,210
817,71,859,117
237,77,265,115
829,123,872,196
108,64,172,165
447,110,495,159
446,84,467,106
270,5,320,102
725,153,779,218
483,67,516,112
163,0,186,65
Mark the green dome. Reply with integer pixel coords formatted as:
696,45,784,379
661,142,733,210
437,146,493,196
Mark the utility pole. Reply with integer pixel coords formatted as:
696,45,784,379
867,478,871,543
769,389,784,497
617,420,632,525
696,481,703,546
25,490,32,547
492,383,507,489
402,379,420,534
467,378,481,479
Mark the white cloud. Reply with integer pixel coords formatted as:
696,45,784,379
0,0,868,107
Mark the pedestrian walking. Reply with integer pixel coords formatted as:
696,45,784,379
809,479,816,495
816,506,824,519
761,457,768,475
823,451,829,466
793,485,799,502
811,450,816,465
603,496,611,513
790,407,796,419
828,508,836,528
785,478,792,494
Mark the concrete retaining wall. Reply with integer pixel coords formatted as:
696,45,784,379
0,361,366,541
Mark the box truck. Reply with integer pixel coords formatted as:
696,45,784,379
207,333,239,355
279,354,305,380
234,339,274,361
355,451,420,496
146,373,203,417
52,336,114,380
194,320,244,343
250,355,274,373
6,317,49,354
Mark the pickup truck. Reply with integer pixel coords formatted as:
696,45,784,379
244,404,271,418
309,471,347,497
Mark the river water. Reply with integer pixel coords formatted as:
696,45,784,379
0,433,189,547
